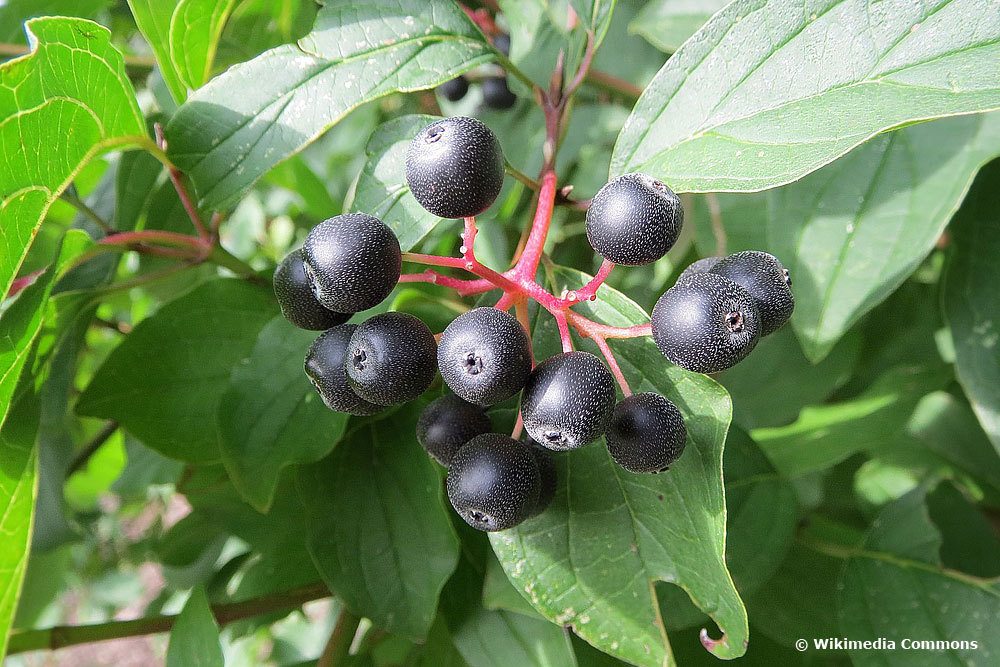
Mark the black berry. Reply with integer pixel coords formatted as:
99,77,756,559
651,271,761,374
438,75,469,102
586,173,683,266
493,33,511,56
606,393,686,473
416,394,492,466
438,307,532,406
482,76,517,110
447,433,541,531
304,325,382,416
346,312,437,406
527,442,556,516
273,250,350,330
301,213,401,313
677,256,722,282
406,116,505,219
710,251,794,336
521,351,616,451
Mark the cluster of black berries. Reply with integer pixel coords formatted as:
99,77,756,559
273,114,793,533
439,34,517,110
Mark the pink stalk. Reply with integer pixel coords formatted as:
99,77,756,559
592,335,632,396
564,259,614,304
555,311,573,352
512,171,557,282
398,270,494,296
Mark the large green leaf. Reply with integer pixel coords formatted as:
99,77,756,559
0,0,111,42
753,366,947,477
944,160,1000,457
166,587,223,667
629,0,728,53
0,380,41,660
349,114,443,252
769,113,1000,362
166,0,494,209
0,17,145,299
128,0,238,104
491,268,747,665
298,403,461,640
833,486,1000,665
76,279,277,463
611,0,1000,192
218,316,348,512
0,231,93,431
452,606,578,667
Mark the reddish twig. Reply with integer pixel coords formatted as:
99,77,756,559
398,271,495,297
155,123,210,240
566,259,615,303
555,311,573,352
592,335,632,396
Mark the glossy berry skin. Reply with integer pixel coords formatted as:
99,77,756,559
482,76,516,109
677,256,722,282
304,325,382,416
416,394,492,466
438,75,469,102
301,213,401,313
710,251,794,336
346,312,438,406
606,393,686,473
406,117,505,219
447,434,541,532
438,308,532,406
273,250,350,330
527,443,556,516
586,173,683,266
651,271,761,374
521,352,616,451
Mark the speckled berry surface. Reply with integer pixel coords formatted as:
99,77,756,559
273,250,351,330
586,173,683,266
482,76,516,109
301,213,401,313
651,271,761,374
304,325,383,416
405,116,504,219
710,250,794,336
416,394,492,467
346,312,438,406
447,433,541,532
606,393,687,473
521,351,616,451
527,442,556,516
677,256,722,282
438,307,532,406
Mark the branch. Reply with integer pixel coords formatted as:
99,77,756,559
155,123,210,240
7,583,332,655
317,609,360,667
67,421,119,476
584,69,643,101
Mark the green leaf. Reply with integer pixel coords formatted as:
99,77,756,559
128,0,238,104
0,0,111,42
167,586,224,667
0,231,93,430
0,381,41,660
611,0,1000,193
491,267,747,665
451,606,578,667
350,114,443,252
629,0,728,53
76,279,278,463
166,0,494,209
569,0,617,46
753,366,947,477
769,113,1000,362
115,149,164,231
833,486,1000,665
298,403,461,640
0,17,145,299
218,316,349,512
719,327,860,430
944,159,1000,457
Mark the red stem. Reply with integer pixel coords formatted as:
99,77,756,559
155,123,210,240
494,292,516,311
567,259,615,303
6,269,45,298
512,171,557,282
101,230,206,251
555,311,573,352
398,271,494,296
592,335,632,397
